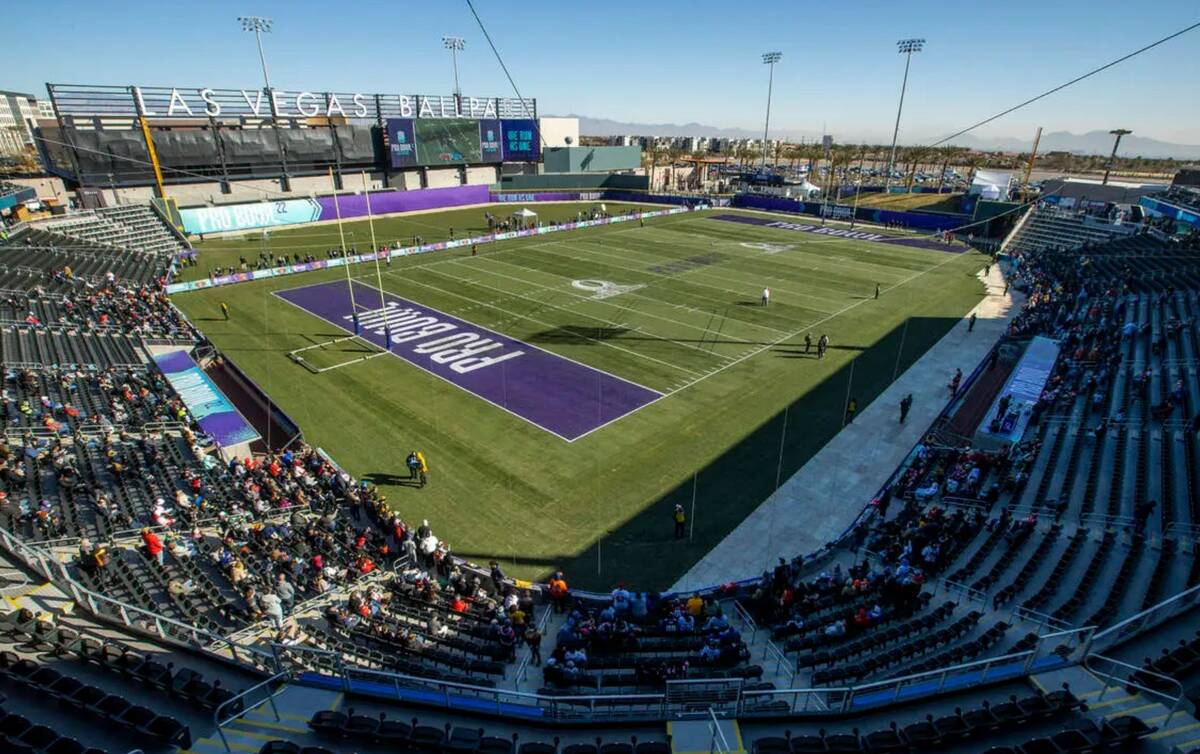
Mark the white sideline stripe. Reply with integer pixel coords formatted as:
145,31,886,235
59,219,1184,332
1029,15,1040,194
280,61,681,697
565,237,848,312
405,263,734,363
463,254,790,338
362,270,706,378
663,245,977,397
270,279,668,443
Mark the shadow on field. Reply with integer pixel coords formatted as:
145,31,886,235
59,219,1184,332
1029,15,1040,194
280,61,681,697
542,315,966,592
529,325,632,344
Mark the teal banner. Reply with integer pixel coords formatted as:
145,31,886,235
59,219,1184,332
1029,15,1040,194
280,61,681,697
179,198,322,235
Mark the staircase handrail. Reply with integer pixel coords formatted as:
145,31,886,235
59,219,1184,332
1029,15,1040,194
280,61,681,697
1084,652,1182,726
213,671,288,753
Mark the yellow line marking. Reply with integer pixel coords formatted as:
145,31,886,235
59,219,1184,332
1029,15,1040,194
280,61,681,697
2,596,20,610
1175,734,1200,750
186,737,260,753
216,727,279,742
235,717,308,734
732,720,746,754
331,691,345,711
1110,703,1161,717
1151,721,1200,740
1085,693,1136,710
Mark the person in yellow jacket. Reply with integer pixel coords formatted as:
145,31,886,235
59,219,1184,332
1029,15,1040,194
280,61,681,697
416,451,428,488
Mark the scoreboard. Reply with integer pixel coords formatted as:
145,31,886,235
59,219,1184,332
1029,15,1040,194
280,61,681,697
386,118,540,168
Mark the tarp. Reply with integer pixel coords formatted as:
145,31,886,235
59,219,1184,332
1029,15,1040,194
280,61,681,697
152,350,261,447
969,169,1013,200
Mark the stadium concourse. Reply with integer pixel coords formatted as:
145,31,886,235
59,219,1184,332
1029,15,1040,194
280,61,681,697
0,199,1198,754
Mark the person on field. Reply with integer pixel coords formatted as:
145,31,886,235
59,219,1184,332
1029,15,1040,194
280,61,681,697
900,394,913,423
761,287,770,306
875,283,881,299
673,504,686,540
968,312,977,332
817,334,829,359
949,368,963,397
406,451,419,481
845,397,858,424
804,333,813,353
416,451,428,488
220,302,230,320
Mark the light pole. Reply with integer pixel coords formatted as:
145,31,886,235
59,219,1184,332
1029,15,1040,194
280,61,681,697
885,38,924,190
1102,128,1132,185
761,52,782,172
238,16,274,90
443,36,466,98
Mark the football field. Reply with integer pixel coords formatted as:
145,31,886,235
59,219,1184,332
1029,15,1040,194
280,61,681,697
172,204,988,590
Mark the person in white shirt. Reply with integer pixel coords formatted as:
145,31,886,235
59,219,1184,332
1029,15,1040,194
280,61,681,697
761,287,771,306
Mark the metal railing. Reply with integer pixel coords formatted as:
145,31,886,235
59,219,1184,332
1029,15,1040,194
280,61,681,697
214,671,288,752
1092,581,1200,650
764,638,795,688
708,706,733,753
1085,653,1183,726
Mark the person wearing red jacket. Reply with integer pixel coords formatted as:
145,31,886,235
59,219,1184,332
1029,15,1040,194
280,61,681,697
142,528,164,566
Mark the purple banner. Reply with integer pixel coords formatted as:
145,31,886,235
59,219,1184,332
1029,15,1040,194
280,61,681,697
274,279,662,441
152,350,261,447
316,184,489,220
709,213,969,253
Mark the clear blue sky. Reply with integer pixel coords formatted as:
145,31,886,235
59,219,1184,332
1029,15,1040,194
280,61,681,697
7,0,1199,145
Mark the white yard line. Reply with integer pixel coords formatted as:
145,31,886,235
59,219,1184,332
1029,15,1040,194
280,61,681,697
450,256,780,344
358,269,706,378
663,248,978,397
411,263,736,363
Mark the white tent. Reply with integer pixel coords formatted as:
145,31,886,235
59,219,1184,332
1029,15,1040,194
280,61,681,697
969,169,1014,201
511,208,538,218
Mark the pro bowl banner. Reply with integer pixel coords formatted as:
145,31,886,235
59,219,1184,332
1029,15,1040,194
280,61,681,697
153,350,261,447
180,199,321,235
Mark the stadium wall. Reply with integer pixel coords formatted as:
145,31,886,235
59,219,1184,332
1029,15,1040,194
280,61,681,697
733,193,969,232
496,173,648,191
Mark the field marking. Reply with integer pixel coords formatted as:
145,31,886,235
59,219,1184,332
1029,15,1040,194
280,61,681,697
450,256,785,344
662,247,979,397
475,254,792,337
532,237,839,319
408,263,737,363
563,237,849,312
360,269,706,378
270,285,584,443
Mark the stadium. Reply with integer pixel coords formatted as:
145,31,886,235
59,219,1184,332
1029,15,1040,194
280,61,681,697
1,6,1200,754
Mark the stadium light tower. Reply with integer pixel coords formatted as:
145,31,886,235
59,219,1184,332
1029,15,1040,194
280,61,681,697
238,16,274,90
443,36,466,98
760,51,783,171
885,38,924,190
1102,128,1132,185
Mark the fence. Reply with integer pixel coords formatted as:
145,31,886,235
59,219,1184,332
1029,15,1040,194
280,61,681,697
1084,654,1183,725
214,672,288,752
1092,581,1200,651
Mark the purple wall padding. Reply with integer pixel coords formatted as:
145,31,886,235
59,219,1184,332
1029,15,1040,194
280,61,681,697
316,184,489,220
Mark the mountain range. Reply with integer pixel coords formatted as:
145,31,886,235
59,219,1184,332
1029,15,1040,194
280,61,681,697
562,115,1200,160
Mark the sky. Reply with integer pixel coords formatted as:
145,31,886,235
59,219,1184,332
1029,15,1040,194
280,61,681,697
7,0,1200,146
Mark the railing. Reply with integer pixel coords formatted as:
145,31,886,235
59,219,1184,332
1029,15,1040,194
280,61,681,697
0,524,275,671
512,597,554,690
1081,511,1138,531
940,578,989,605
213,671,288,752
708,706,733,753
1092,581,1200,651
1011,605,1078,634
764,638,795,688
732,599,759,643
1085,653,1183,726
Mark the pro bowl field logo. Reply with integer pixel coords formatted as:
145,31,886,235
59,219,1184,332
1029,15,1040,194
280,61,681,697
179,198,322,235
571,279,645,300
740,242,794,255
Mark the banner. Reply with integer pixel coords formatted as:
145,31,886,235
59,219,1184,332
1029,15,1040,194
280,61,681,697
478,119,503,163
179,198,321,235
166,205,690,294
152,350,260,447
386,119,417,168
414,118,483,165
500,119,540,162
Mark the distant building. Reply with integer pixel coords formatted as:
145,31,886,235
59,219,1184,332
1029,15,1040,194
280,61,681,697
0,90,43,155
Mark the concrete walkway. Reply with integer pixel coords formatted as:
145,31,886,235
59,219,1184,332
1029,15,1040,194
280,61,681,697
671,266,1025,592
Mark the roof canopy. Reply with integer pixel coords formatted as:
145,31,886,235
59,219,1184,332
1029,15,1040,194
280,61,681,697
511,208,538,218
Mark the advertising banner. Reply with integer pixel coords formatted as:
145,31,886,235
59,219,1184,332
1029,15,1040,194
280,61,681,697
179,198,321,235
500,119,540,162
386,119,418,169
152,350,260,447
478,119,503,163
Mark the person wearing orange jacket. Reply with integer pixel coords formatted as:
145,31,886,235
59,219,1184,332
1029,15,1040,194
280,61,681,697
548,572,569,614
142,528,164,566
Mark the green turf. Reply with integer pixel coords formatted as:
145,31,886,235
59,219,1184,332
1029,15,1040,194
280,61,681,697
180,201,654,282
171,206,987,591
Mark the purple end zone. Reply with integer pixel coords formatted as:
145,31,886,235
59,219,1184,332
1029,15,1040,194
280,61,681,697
709,213,968,253
275,280,662,441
